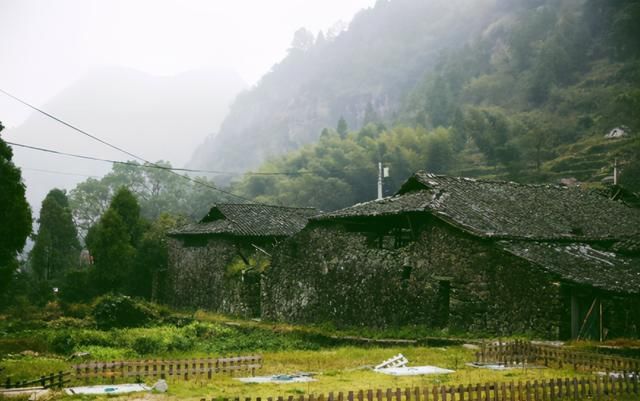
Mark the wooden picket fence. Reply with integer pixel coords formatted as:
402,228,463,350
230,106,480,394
72,355,262,381
476,340,640,373
201,375,640,401
1,371,71,389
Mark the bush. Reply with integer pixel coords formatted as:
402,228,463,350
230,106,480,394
61,303,92,319
46,317,92,329
167,334,193,352
132,336,165,355
51,332,77,354
92,295,158,330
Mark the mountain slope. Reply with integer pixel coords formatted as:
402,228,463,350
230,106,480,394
227,0,640,211
188,0,512,175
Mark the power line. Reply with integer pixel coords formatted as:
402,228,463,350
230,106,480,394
0,88,254,203
6,141,317,176
21,166,101,179
7,140,376,177
0,88,145,162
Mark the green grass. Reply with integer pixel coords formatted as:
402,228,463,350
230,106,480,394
2,308,640,400
1,345,584,400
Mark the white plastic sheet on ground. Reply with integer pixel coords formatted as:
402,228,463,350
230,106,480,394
64,384,151,395
374,366,454,376
236,374,316,383
466,362,510,370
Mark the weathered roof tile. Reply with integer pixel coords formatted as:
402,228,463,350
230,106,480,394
315,172,640,241
501,241,640,294
169,204,318,237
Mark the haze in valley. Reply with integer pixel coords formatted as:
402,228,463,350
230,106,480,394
0,0,376,210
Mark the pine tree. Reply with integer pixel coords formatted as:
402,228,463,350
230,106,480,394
87,187,144,294
0,123,32,308
337,116,348,138
30,189,80,281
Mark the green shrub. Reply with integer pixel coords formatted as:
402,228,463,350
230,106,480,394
51,332,77,354
92,295,158,329
73,329,113,347
46,317,92,329
167,334,193,352
61,303,92,319
132,336,165,355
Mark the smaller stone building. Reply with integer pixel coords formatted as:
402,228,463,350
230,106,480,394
167,203,317,316
264,172,640,340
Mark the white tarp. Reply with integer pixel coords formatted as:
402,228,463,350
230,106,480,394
467,362,510,370
236,374,316,383
65,384,151,395
374,366,454,376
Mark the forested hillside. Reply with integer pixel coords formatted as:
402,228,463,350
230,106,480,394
230,0,640,210
188,0,511,175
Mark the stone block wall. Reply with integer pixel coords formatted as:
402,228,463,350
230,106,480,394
166,237,261,317
264,218,564,338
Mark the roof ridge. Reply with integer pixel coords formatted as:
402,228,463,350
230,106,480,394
415,171,567,189
212,203,317,210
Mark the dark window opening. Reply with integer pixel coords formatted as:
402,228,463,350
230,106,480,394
365,228,415,250
401,265,413,290
434,280,451,327
181,236,208,247
393,228,413,248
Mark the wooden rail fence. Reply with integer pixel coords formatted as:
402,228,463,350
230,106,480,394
2,371,71,389
201,375,639,401
476,340,640,373
72,355,262,381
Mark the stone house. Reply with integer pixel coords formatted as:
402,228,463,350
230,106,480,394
167,203,317,316
263,172,640,340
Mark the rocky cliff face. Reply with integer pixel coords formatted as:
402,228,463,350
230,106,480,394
187,0,505,177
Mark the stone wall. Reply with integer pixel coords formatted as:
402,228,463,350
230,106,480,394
264,217,564,338
166,236,261,317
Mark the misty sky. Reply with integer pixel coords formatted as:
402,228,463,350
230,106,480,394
0,0,375,128
0,0,376,213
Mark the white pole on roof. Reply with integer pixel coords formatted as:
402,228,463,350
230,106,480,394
377,162,383,200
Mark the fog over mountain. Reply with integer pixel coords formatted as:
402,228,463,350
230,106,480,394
187,0,502,177
5,65,245,210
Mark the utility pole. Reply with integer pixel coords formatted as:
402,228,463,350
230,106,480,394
377,162,383,200
377,162,389,200
614,158,618,185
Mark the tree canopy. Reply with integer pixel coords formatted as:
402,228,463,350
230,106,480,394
0,124,32,305
30,189,80,282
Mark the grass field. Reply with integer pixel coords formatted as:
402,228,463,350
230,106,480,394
1,307,639,400
1,345,587,400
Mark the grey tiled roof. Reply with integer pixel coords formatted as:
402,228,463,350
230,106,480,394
169,204,318,237
501,241,640,294
315,172,640,241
